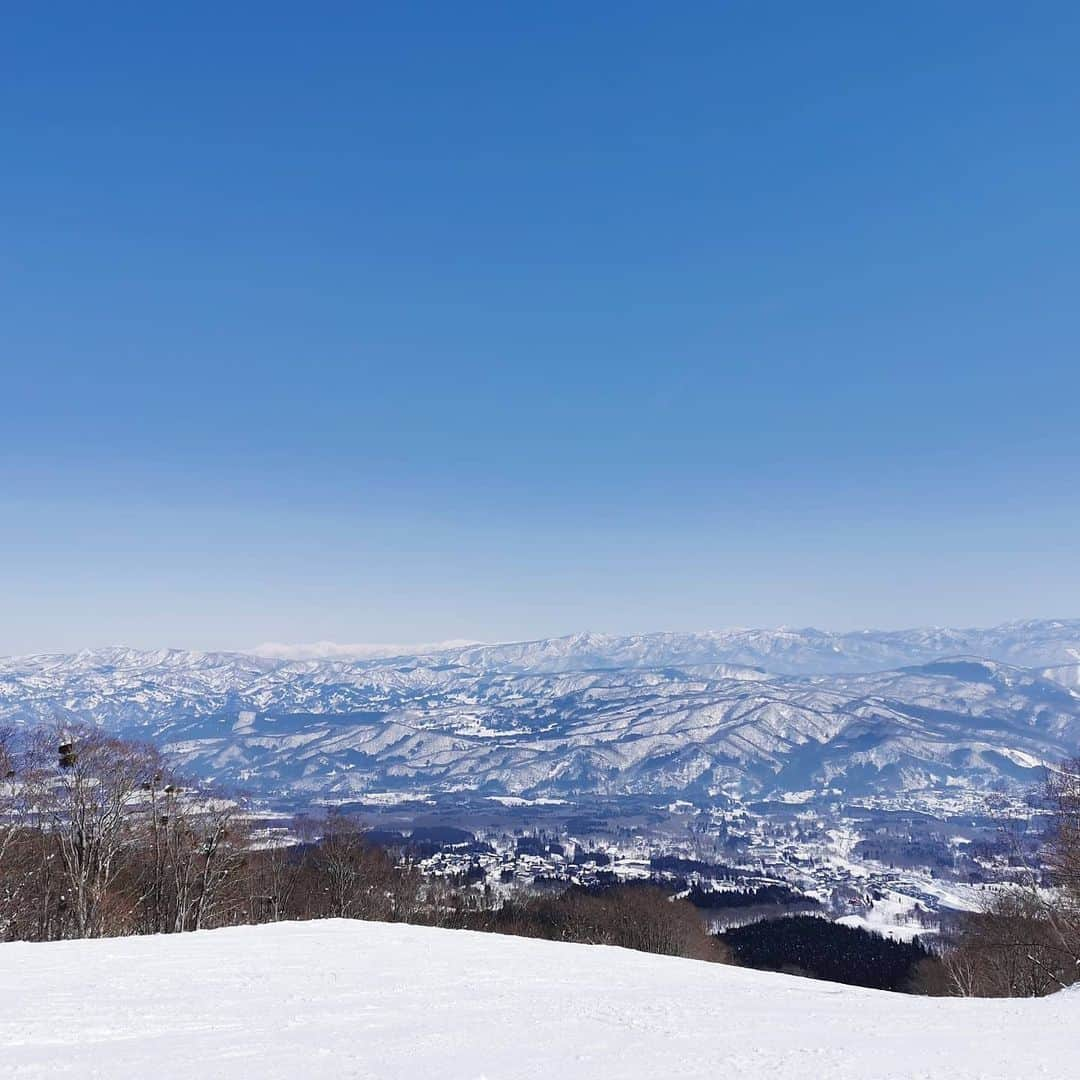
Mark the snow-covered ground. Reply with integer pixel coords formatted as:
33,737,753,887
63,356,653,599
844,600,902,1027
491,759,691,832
833,888,939,942
0,920,1073,1079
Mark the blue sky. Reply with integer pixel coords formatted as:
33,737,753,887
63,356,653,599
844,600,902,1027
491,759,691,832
3,3,1079,654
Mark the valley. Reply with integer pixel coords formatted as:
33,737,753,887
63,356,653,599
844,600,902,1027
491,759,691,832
4,620,1075,928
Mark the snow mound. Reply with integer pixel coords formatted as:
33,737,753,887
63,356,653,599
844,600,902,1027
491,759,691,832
0,920,1073,1079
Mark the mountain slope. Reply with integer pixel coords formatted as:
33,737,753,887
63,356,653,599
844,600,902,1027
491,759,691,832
0,920,1073,1080
2,635,1080,802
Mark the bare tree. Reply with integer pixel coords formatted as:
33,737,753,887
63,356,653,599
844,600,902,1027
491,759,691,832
0,727,19,874
940,759,1080,996
0,727,35,939
133,778,249,933
29,725,161,938
940,889,1073,997
1,727,255,940
1045,759,1080,911
245,831,308,924
301,813,419,922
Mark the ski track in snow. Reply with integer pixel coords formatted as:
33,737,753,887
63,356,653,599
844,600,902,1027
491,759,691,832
0,920,1073,1079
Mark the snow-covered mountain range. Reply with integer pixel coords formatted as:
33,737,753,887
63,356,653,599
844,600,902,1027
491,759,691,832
3,620,1080,803
266,620,1080,673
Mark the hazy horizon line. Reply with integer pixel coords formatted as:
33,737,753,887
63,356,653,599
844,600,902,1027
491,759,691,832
2,616,1079,663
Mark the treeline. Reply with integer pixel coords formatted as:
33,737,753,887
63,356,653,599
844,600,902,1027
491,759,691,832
649,855,738,878
686,883,819,910
452,885,729,962
0,725,422,941
721,915,931,992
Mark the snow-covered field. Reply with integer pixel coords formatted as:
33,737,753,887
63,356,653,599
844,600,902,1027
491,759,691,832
0,920,1073,1079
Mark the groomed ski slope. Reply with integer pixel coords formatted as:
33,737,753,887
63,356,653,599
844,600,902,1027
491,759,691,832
0,920,1074,1079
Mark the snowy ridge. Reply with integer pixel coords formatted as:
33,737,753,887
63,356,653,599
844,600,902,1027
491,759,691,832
2,625,1080,801
0,919,1073,1079
256,618,1080,674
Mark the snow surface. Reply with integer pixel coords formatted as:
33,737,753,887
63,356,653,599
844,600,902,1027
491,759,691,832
0,920,1075,1079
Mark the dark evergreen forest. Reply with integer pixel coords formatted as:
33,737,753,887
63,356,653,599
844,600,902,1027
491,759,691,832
721,916,931,991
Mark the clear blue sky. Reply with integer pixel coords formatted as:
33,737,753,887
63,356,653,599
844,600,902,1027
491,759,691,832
3,3,1079,654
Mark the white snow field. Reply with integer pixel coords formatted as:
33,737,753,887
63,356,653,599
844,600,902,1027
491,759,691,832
0,920,1074,1079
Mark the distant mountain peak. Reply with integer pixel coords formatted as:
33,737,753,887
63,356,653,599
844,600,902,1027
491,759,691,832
249,639,482,661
